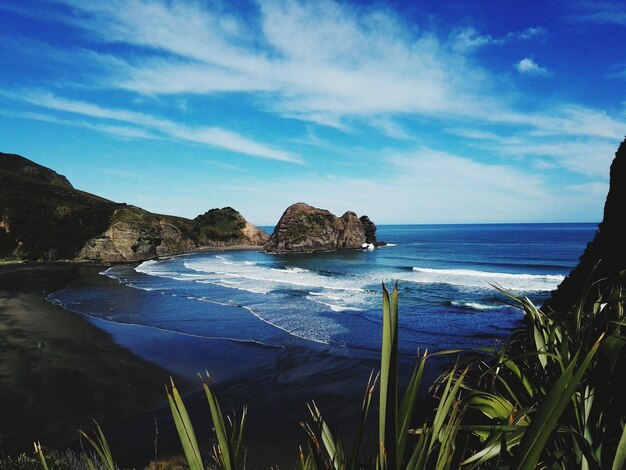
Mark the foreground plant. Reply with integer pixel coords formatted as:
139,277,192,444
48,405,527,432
299,283,469,470
30,272,624,469
166,374,247,470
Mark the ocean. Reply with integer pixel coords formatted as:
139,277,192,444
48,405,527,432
49,223,597,374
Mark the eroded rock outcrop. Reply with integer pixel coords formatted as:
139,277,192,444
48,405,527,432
78,206,269,262
0,152,269,262
545,137,626,312
265,202,378,253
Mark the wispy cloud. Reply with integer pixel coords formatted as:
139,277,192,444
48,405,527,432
203,147,604,225
2,91,302,163
43,0,492,125
2,0,625,193
451,26,544,51
515,58,549,76
570,1,626,25
34,0,620,144
0,108,161,140
492,138,618,177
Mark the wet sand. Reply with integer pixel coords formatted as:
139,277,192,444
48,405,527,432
0,263,176,459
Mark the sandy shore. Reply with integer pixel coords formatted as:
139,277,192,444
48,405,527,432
0,263,175,459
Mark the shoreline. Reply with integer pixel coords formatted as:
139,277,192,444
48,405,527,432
0,263,179,460
0,261,398,467
0,242,266,269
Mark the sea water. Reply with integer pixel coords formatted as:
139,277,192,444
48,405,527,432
49,223,596,369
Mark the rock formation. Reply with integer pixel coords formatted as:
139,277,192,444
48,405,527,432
0,152,269,262
545,137,626,312
265,202,379,253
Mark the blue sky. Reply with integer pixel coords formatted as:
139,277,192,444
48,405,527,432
1,0,625,225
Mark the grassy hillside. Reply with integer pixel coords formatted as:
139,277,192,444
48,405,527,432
0,153,266,262
0,153,118,260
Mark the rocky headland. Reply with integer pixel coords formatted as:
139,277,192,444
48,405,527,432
264,202,381,253
545,137,626,311
0,153,269,263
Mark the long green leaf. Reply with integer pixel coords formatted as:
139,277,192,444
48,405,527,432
397,352,427,465
349,371,378,469
511,335,603,470
379,283,398,470
201,374,236,469
79,421,116,470
33,442,49,470
613,422,626,470
167,381,203,470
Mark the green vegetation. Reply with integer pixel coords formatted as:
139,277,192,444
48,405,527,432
0,160,118,260
193,208,247,243
282,212,335,245
0,153,258,261
8,271,625,469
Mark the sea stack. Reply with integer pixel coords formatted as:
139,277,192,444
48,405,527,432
265,202,379,253
545,137,626,312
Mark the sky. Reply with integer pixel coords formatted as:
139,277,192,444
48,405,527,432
1,0,625,226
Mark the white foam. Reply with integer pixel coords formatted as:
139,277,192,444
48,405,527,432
409,266,563,291
183,256,366,296
306,296,361,312
240,305,333,345
450,301,501,311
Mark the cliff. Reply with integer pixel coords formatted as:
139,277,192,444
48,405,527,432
545,138,626,312
265,202,378,253
0,153,269,262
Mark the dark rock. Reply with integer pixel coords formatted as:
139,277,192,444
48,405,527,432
359,215,378,244
545,137,626,312
265,202,374,253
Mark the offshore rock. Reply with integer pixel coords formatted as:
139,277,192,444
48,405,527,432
545,137,626,312
265,202,378,253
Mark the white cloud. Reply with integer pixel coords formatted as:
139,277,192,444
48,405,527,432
7,0,623,147
494,138,618,177
6,91,302,163
48,0,492,125
445,128,500,140
186,147,605,225
3,0,624,194
0,108,161,141
571,2,626,26
515,58,549,76
451,26,544,51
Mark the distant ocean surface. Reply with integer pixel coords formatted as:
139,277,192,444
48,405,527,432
50,223,597,367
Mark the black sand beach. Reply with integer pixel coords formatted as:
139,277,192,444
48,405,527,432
0,263,174,460
0,261,412,468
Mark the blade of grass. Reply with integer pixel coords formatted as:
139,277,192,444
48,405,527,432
349,371,378,469
33,442,49,470
166,380,203,470
201,373,235,470
613,422,626,470
397,352,427,465
511,334,604,470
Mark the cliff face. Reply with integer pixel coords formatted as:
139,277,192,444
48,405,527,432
545,138,626,312
0,153,118,261
0,153,269,262
264,202,376,253
77,206,196,262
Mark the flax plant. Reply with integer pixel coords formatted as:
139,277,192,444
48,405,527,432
31,272,624,469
